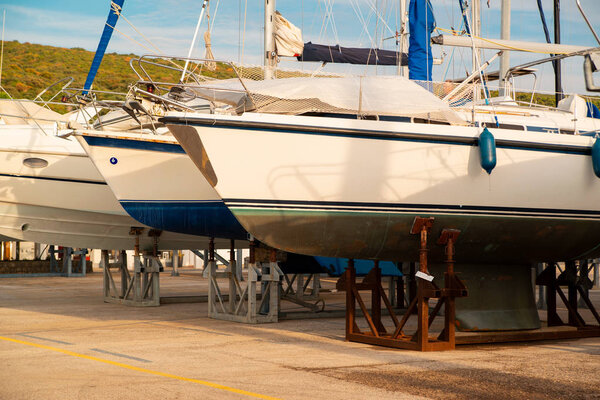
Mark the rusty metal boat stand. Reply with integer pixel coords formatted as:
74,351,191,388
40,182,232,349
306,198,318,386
340,216,600,351
338,217,467,351
533,261,600,338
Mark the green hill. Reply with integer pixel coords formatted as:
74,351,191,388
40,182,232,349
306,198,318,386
0,40,235,103
1,40,597,111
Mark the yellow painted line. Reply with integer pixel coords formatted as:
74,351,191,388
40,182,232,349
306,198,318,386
0,335,280,400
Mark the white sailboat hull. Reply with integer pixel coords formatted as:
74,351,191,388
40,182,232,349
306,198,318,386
0,127,230,250
167,112,600,263
75,131,248,241
0,201,215,251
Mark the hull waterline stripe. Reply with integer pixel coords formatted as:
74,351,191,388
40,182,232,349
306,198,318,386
120,199,223,204
0,173,106,186
82,135,185,154
223,199,600,220
162,118,592,155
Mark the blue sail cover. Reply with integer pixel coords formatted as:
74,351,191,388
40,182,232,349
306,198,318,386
82,0,125,95
408,0,435,81
458,0,471,35
298,42,408,66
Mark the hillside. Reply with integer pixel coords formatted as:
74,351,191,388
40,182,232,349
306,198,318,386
0,40,234,103
0,40,596,111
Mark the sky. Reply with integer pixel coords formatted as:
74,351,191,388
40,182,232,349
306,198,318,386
0,0,599,94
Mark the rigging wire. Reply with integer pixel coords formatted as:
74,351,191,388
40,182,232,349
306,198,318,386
319,0,340,45
364,0,396,41
106,23,156,54
464,6,499,126
349,0,377,49
110,1,163,55
209,0,220,34
238,0,241,63
104,2,186,76
240,0,248,66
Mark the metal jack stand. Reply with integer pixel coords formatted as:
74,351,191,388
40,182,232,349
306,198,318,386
49,246,88,277
342,217,467,351
281,273,324,312
536,261,600,331
102,228,163,307
102,249,128,301
208,239,282,323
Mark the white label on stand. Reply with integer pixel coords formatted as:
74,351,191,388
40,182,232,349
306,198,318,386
415,271,434,282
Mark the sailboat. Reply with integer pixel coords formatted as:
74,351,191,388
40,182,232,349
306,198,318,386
161,0,600,265
0,108,233,251
0,0,238,251
74,128,248,241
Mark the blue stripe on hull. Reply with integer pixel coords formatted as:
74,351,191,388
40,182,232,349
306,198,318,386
119,200,248,240
82,135,186,154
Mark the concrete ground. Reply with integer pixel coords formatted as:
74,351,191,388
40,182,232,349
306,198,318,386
0,271,599,400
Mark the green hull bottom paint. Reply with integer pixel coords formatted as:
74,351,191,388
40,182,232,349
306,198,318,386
231,209,600,264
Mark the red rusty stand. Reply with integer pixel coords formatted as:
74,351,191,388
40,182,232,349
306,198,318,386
536,262,600,331
339,217,467,351
340,217,600,351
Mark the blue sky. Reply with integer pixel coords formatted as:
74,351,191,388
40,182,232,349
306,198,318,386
0,0,599,93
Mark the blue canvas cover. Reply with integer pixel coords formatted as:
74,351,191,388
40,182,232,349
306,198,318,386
408,0,436,81
298,42,407,66
314,257,402,277
83,0,125,94
587,101,600,119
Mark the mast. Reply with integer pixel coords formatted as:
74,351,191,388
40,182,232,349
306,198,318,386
554,0,563,105
181,0,209,82
471,0,481,102
398,0,408,76
264,0,276,80
499,0,510,96
471,0,481,72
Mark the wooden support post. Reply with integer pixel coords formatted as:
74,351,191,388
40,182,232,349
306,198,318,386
371,261,385,334
578,260,590,309
437,229,461,347
397,263,405,308
345,259,356,340
546,263,562,326
411,217,434,351
594,260,599,289
408,262,417,310
566,261,578,326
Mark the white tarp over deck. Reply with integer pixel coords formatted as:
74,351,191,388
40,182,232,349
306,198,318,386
190,76,466,125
